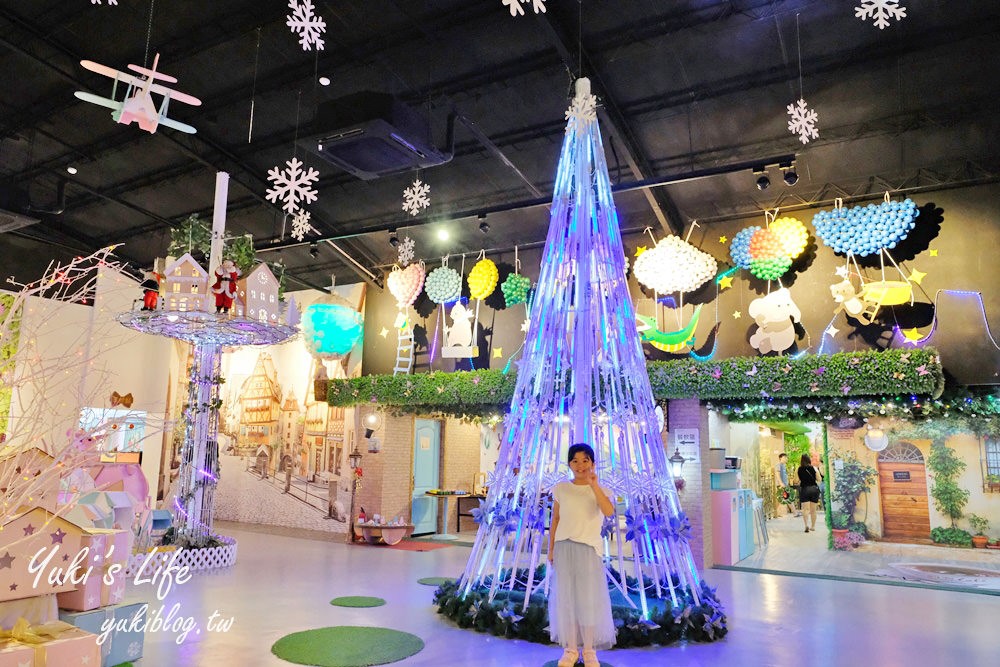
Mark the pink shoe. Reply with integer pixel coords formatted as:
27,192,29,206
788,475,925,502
557,648,579,667
582,649,599,667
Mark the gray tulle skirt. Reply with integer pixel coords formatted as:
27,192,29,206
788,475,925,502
548,540,616,650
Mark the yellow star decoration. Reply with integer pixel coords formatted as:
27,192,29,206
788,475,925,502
493,347,503,358
634,245,648,258
718,275,734,290
908,269,927,285
379,327,389,338
719,235,728,244
902,328,923,343
732,310,742,319
929,249,938,257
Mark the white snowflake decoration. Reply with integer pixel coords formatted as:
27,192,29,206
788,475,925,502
397,236,416,266
855,1,907,30
128,641,142,658
286,0,326,51
501,0,546,17
402,178,431,217
266,157,320,214
786,98,819,145
290,209,317,242
565,92,598,135
91,0,119,4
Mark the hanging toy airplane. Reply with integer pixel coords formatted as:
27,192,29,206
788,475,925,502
74,53,201,134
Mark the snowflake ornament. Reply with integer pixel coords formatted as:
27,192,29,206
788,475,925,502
397,236,416,266
402,178,431,217
565,92,598,135
855,1,907,30
286,0,326,51
91,0,119,5
290,209,317,242
128,641,142,658
266,157,320,214
501,0,546,17
787,98,819,145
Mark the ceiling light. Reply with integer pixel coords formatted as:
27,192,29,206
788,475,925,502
388,231,399,247
66,166,78,175
753,167,770,191
780,162,798,186
437,228,450,241
477,213,489,234
318,76,331,86
309,242,319,258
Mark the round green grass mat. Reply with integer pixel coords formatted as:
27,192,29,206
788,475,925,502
271,626,424,666
330,596,386,608
416,576,454,586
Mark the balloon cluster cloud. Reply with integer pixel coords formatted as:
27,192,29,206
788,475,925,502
729,226,761,270
468,258,499,300
813,198,919,256
387,263,425,307
633,235,718,294
501,273,531,307
731,218,809,281
424,265,462,304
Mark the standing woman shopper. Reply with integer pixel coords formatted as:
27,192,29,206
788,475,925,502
548,443,616,667
798,453,821,532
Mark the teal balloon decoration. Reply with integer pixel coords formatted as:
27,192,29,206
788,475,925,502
813,198,919,256
302,299,364,359
425,266,462,304
501,273,531,308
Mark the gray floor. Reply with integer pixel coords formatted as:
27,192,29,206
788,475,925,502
126,521,999,667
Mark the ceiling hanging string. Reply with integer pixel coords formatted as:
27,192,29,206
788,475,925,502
578,0,583,76
796,13,803,100
143,0,156,68
248,27,262,144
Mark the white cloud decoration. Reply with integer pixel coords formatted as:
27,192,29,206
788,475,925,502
633,236,718,294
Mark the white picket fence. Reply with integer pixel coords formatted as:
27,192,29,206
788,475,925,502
125,536,238,577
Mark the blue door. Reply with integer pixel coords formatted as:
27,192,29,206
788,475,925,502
411,419,441,535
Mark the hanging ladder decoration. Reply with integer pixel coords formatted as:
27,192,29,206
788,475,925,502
456,79,725,632
386,262,425,375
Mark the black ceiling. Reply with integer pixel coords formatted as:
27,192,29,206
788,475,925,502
1,0,998,292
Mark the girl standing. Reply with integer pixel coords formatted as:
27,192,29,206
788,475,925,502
548,443,616,667
798,453,821,532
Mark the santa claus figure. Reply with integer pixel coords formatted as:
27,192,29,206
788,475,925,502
212,259,241,313
140,270,160,311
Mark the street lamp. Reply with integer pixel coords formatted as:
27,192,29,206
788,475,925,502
346,442,363,544
349,443,363,470
669,448,687,480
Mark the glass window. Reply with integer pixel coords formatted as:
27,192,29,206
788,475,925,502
986,439,1000,477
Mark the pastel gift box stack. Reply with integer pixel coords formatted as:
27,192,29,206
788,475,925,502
0,619,101,667
60,602,146,667
55,528,131,612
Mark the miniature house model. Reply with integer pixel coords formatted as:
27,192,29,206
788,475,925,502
236,263,280,323
163,253,209,312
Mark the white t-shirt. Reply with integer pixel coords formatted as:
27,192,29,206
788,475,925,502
552,481,610,556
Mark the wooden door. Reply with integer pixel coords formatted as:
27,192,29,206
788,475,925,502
878,443,931,540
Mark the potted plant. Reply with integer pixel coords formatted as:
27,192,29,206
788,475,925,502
969,514,990,548
830,510,850,540
987,538,1000,550
987,473,1000,493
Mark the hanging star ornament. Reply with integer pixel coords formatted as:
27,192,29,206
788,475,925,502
493,347,504,358
634,246,648,258
719,235,728,244
732,310,741,319
835,265,849,278
521,318,531,333
929,249,938,257
902,327,922,343
718,275,734,290
825,324,840,338
908,268,926,285
379,327,389,338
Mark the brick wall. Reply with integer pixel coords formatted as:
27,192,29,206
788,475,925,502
441,419,480,534
667,398,712,569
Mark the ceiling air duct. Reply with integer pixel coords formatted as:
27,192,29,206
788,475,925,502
301,92,454,181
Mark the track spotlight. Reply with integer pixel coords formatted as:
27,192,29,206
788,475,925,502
780,162,798,186
309,242,319,258
388,231,399,247
478,214,489,234
753,168,770,191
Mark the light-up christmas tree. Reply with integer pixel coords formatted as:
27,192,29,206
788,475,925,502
452,79,725,643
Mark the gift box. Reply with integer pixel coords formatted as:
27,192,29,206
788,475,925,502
56,574,103,612
60,602,145,667
100,575,126,607
0,595,57,630
87,529,131,567
0,619,100,667
0,508,86,603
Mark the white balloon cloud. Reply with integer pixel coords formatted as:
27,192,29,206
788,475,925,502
634,236,718,294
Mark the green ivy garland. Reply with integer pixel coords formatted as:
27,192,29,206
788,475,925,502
327,349,945,420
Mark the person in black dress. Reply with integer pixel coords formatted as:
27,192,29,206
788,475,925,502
797,454,821,532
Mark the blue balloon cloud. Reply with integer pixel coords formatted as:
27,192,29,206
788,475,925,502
812,199,919,256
